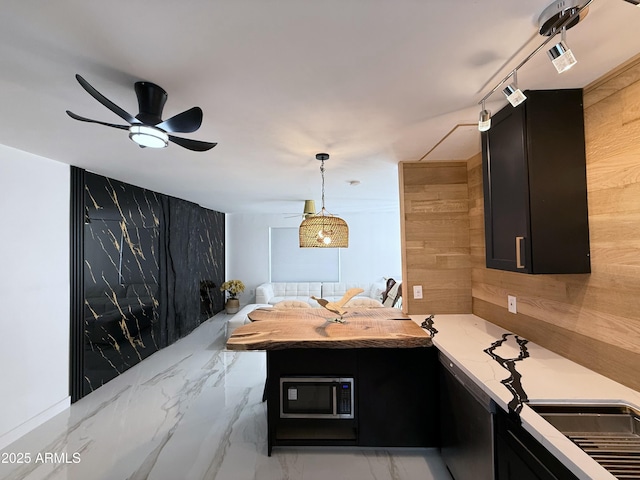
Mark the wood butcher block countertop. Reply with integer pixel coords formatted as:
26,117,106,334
226,307,432,350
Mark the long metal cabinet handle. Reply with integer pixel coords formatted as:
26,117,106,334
515,236,524,269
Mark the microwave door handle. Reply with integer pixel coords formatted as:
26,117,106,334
332,385,337,416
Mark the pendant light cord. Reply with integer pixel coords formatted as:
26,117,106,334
320,159,326,212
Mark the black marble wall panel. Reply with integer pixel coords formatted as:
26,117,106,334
158,195,225,346
83,173,162,393
77,171,225,398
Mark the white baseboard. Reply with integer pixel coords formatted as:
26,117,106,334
0,396,70,451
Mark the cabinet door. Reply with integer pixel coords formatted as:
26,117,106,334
482,105,531,272
358,347,438,447
496,428,559,480
439,359,494,480
495,410,579,480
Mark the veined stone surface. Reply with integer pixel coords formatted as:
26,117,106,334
0,312,449,480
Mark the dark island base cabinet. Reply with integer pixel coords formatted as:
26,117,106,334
265,347,438,455
495,408,578,480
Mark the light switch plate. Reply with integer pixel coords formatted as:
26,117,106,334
413,285,423,299
508,295,517,314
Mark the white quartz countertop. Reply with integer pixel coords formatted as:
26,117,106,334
410,313,640,480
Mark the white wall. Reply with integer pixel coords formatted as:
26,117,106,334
0,145,70,450
226,210,402,304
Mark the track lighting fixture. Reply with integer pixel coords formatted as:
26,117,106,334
478,100,491,132
477,0,592,130
547,27,577,73
502,70,527,107
622,0,639,6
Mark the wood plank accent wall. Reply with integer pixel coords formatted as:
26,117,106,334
399,161,471,315
469,53,640,392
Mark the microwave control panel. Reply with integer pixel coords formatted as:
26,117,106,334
338,382,352,415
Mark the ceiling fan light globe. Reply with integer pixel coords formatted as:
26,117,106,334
129,125,169,148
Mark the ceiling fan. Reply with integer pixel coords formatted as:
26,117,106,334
284,200,317,219
66,74,217,152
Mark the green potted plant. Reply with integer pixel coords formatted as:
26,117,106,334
220,279,245,314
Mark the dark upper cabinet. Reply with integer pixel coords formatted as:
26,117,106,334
481,89,590,274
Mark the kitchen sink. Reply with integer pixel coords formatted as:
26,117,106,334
529,403,640,479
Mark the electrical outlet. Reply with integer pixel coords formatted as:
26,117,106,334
508,295,517,314
413,285,423,299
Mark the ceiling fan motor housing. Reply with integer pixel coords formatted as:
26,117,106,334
134,81,168,125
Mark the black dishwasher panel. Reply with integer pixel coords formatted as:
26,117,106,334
439,351,496,480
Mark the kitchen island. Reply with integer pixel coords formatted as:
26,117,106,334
226,307,436,455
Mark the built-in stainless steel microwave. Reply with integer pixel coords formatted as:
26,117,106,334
280,377,354,419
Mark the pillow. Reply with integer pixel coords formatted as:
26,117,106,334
381,278,397,303
346,297,384,308
382,281,402,308
273,300,311,309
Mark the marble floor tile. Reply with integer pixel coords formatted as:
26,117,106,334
0,313,451,480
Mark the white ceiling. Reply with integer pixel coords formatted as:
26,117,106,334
1,0,639,215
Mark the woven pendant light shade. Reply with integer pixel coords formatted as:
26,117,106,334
299,153,349,248
299,211,349,248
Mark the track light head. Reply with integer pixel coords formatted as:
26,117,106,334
501,71,527,107
503,84,527,107
548,39,577,73
478,100,492,131
478,106,491,132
